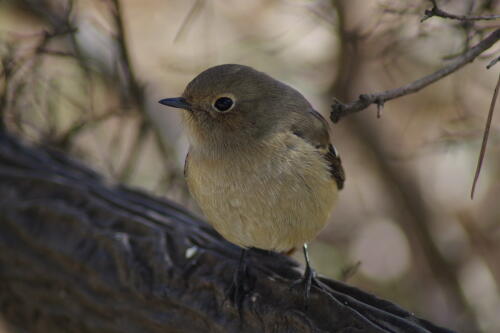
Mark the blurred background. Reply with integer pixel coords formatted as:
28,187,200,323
0,0,499,332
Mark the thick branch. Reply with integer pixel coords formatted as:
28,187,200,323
331,28,500,123
0,131,455,333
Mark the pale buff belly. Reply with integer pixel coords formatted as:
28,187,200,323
186,139,338,252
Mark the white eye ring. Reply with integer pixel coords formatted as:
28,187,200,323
212,94,236,112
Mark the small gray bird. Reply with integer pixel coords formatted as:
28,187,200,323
159,64,344,302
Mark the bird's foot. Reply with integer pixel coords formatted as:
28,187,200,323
290,264,314,307
290,263,330,310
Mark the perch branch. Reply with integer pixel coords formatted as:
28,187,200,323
0,130,456,333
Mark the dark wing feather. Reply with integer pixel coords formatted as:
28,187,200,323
291,109,345,190
324,144,345,189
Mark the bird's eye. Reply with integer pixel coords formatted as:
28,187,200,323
213,97,234,112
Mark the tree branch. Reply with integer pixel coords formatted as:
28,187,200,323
330,28,500,123
0,130,456,333
422,0,500,22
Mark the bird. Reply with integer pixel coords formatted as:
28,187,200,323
159,64,345,305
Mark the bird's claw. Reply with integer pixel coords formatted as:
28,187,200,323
290,244,331,310
290,265,322,309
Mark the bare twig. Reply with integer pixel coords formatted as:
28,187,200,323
471,71,500,199
422,0,500,22
173,0,205,43
487,55,500,68
118,119,149,181
110,0,144,106
331,28,500,123
340,261,361,282
109,0,182,185
0,50,15,129
37,48,75,57
54,108,120,149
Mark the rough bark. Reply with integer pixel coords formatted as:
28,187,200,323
0,131,455,333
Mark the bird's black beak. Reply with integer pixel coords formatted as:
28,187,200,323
158,97,191,110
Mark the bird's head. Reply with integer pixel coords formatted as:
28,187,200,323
159,64,311,148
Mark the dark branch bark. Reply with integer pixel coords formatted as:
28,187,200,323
330,28,500,123
0,131,456,333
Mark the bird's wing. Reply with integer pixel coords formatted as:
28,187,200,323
290,109,345,190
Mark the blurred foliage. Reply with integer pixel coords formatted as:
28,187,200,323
0,0,499,332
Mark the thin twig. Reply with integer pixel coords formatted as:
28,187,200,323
487,55,500,68
118,119,149,181
107,0,183,186
471,71,500,199
173,0,205,43
55,108,120,149
0,52,15,129
110,0,144,106
331,28,500,123
340,261,361,282
37,48,75,57
422,0,500,22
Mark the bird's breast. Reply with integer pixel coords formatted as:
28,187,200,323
185,133,338,251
